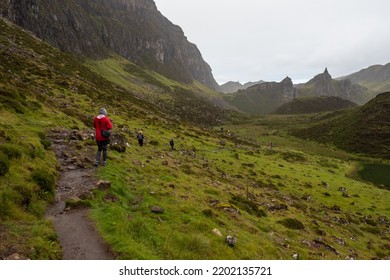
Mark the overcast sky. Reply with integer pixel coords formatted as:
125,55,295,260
154,0,390,85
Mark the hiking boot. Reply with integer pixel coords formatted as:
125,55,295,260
93,161,99,166
102,161,107,166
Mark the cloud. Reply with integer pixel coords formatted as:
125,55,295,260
155,0,390,84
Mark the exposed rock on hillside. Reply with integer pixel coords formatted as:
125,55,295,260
296,68,371,104
1,0,219,89
222,69,373,115
224,77,296,115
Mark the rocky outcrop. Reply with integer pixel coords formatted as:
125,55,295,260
296,68,371,104
224,77,296,115
0,0,219,89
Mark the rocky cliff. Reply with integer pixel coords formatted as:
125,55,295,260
224,77,296,115
0,0,219,89
296,68,371,104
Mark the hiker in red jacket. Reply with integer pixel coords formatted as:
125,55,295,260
93,108,113,166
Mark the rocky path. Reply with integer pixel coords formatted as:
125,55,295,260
45,129,114,260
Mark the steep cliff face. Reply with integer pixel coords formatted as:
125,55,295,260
296,68,371,104
224,77,296,115
1,0,219,89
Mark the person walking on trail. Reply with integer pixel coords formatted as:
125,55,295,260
169,139,175,150
137,131,144,147
93,108,112,166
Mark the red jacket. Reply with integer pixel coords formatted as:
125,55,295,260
93,115,113,141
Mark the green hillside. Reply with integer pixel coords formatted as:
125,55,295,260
339,63,390,93
1,19,390,260
273,96,358,115
292,92,390,159
223,77,296,115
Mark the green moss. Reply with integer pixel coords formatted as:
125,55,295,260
282,151,307,163
31,169,56,195
38,132,51,150
0,151,10,176
278,218,305,230
0,144,23,159
358,163,390,189
0,88,27,114
230,195,267,218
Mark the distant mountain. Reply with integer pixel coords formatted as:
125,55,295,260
337,63,390,93
273,96,358,115
296,68,372,104
293,92,390,158
223,69,373,115
0,0,219,89
224,77,296,114
219,80,265,94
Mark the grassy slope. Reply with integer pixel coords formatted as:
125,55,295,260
292,92,390,159
85,56,231,125
1,19,389,260
0,18,158,259
90,114,390,259
359,80,390,94
273,96,358,115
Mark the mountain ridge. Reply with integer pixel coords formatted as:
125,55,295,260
221,68,373,116
337,63,390,93
296,68,371,105
0,0,219,89
223,77,296,115
219,80,265,94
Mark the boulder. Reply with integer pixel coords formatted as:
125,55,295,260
226,235,237,247
151,206,164,214
96,180,111,191
212,228,223,237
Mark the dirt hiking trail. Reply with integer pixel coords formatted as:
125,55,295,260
45,128,114,260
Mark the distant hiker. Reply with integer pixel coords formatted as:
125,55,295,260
137,131,144,147
268,141,273,149
93,108,112,166
169,139,175,150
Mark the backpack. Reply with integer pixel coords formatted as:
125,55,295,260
98,119,110,138
101,130,111,138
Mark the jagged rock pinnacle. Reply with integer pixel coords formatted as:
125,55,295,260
324,67,329,75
